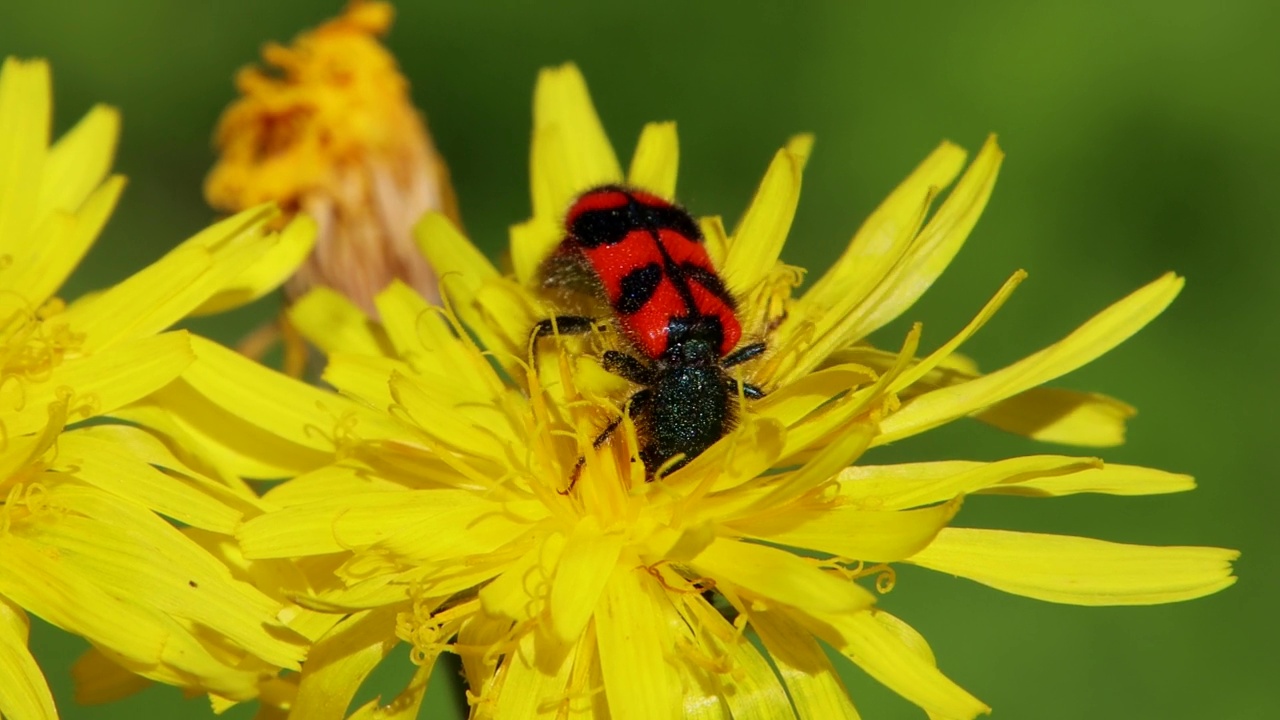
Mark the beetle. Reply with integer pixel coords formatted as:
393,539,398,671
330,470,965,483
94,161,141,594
532,185,766,486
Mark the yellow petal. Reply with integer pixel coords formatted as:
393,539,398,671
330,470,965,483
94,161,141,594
240,488,531,562
13,175,124,306
0,331,193,438
389,371,510,461
168,335,397,471
721,144,805,299
457,613,511,705
347,663,433,720
74,422,265,515
340,492,540,565
0,597,57,720
375,281,506,406
972,386,1136,446
416,212,498,301
258,462,396,508
374,279,437,361
37,102,118,217
752,364,878,428
305,567,436,614
289,286,390,357
290,604,399,717
55,430,243,533
516,63,623,284
0,58,50,260
71,647,150,705
192,214,318,315
677,595,795,719
768,419,879,512
877,272,1184,444
908,528,1239,605
729,497,961,563
775,324,918,466
480,539,559,624
532,63,624,208
851,136,1003,341
748,607,860,720
691,538,875,615
562,631,608,720
322,352,403,414
61,204,279,350
596,567,682,720
781,142,968,383
25,485,305,669
978,462,1194,497
890,270,1026,393
627,121,679,199
491,629,577,720
416,212,532,373
0,535,167,666
509,214,560,290
114,392,323,481
844,455,1102,510
666,414,785,499
549,518,623,643
785,133,815,167
836,345,1136,447
841,457,1193,501
699,215,729,269
802,608,989,720
289,608,401,720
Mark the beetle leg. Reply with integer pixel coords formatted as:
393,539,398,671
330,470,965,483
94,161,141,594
530,315,603,343
725,376,766,400
602,350,656,386
560,388,652,494
529,315,607,373
722,342,766,368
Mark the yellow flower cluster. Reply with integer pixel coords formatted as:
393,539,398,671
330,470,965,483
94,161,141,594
0,3,1237,719
0,56,317,719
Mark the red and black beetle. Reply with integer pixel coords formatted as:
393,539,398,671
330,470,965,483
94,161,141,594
533,185,766,485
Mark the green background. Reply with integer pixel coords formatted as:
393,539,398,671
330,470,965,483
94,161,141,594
3,1,1275,718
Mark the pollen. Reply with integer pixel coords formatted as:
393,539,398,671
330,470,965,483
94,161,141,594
205,0,458,315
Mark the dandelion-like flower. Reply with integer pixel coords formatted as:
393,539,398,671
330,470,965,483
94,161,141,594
210,65,1236,718
206,0,458,317
0,57,319,719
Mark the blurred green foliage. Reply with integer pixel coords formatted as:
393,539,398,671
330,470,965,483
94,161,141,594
3,1,1275,718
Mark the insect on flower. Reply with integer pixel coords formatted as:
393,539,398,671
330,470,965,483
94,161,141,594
533,185,766,486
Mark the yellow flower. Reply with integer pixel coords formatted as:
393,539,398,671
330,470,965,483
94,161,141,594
0,57,319,719
206,0,458,318
197,65,1236,718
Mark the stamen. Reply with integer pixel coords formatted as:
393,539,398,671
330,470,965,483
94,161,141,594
55,386,100,422
0,299,86,423
818,556,898,595
396,594,480,666
0,482,59,532
0,483,21,534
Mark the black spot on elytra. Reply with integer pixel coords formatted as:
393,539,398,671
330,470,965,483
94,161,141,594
571,207,634,247
616,263,662,315
644,204,703,242
680,262,736,309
